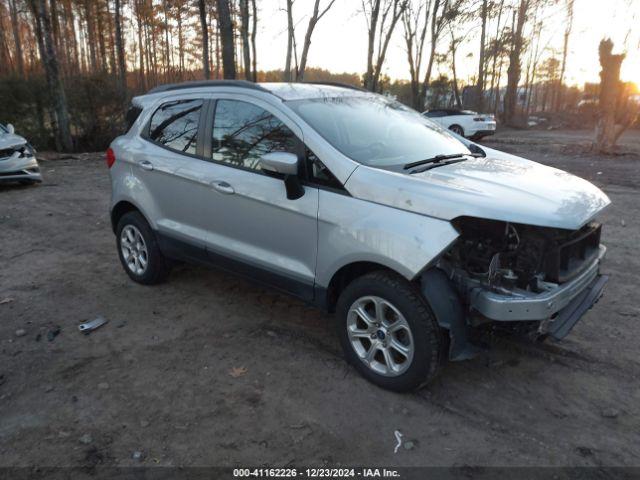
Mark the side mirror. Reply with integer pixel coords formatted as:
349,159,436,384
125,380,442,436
6,124,15,134
260,152,304,200
259,152,299,175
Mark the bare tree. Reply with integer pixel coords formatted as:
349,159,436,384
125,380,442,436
487,0,505,112
216,0,235,79
9,0,25,77
198,0,211,80
198,0,210,79
29,0,73,151
250,0,258,81
284,0,295,81
114,0,127,92
363,0,408,92
402,0,429,109
554,0,573,111
475,0,488,111
593,39,637,152
283,0,337,82
419,0,465,108
296,0,337,81
503,0,530,125
239,0,251,79
449,28,462,108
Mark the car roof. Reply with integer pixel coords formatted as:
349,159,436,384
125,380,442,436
260,82,368,100
144,80,369,102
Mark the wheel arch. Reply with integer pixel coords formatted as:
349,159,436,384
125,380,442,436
110,200,151,233
323,261,405,313
448,124,464,135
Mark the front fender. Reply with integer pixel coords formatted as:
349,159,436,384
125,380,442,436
315,190,459,287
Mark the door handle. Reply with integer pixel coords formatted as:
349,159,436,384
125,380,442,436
139,160,154,171
211,180,235,194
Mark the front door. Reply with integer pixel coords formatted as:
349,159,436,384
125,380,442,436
175,97,319,300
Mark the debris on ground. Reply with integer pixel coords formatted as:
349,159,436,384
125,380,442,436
98,382,109,390
47,326,61,342
403,441,416,451
78,316,109,334
15,329,26,337
229,366,248,378
0,297,14,305
576,446,594,457
132,450,144,462
601,408,620,419
79,434,93,445
393,430,403,454
44,385,54,393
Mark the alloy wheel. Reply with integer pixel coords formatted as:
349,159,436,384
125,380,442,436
346,296,415,377
120,224,149,276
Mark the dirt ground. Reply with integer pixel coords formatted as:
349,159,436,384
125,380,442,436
1,128,639,471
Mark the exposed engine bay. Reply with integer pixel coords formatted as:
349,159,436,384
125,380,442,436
444,217,602,296
0,143,34,161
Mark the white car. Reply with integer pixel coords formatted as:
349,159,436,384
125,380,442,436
423,109,497,140
0,123,42,184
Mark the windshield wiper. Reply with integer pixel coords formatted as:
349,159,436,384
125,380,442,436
408,158,468,174
403,153,479,170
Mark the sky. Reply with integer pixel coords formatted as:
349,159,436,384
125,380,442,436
252,0,640,87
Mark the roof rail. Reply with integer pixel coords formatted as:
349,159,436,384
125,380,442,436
301,81,367,92
147,80,270,95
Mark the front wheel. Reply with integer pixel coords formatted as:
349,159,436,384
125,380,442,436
336,271,445,392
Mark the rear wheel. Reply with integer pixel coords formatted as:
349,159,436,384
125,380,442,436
116,211,170,285
336,271,444,392
449,124,465,136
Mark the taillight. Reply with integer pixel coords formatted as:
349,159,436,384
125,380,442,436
106,148,116,168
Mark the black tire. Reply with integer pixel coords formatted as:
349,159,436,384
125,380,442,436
449,124,465,136
116,211,170,285
336,271,445,392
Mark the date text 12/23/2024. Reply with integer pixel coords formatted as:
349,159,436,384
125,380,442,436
233,468,401,478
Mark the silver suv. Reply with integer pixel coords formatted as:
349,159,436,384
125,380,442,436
108,81,609,391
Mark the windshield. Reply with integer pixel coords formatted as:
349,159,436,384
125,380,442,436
287,95,470,167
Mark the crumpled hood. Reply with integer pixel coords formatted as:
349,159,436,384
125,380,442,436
0,133,28,150
345,149,610,230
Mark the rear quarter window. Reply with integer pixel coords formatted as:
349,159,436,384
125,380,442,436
125,105,143,132
147,99,203,155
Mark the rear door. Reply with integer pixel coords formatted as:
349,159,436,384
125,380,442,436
136,96,207,243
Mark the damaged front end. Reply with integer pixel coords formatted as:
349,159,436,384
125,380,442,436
0,141,42,184
424,217,608,359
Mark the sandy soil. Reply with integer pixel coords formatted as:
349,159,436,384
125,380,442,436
1,129,639,470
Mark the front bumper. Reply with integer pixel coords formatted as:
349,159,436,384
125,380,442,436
469,245,607,324
0,154,42,183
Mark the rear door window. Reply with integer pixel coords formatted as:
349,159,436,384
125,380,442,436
148,99,203,155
